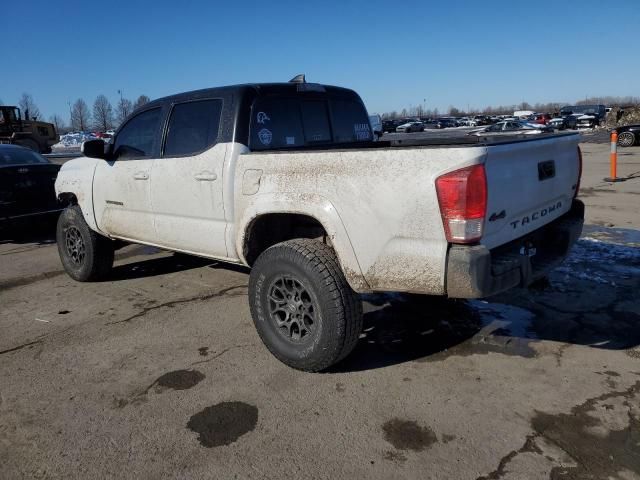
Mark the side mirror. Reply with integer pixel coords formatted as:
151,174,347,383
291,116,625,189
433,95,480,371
81,139,106,159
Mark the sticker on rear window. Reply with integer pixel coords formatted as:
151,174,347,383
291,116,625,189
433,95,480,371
257,112,270,124
286,136,296,145
354,123,371,140
258,128,273,145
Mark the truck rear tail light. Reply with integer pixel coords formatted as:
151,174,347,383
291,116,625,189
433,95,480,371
575,146,582,198
435,164,487,244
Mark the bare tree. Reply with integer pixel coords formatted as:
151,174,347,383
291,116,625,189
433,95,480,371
116,98,134,125
49,114,66,132
18,93,41,120
92,95,114,131
133,95,151,110
71,99,90,131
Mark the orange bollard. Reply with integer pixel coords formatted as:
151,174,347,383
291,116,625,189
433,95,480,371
604,130,624,182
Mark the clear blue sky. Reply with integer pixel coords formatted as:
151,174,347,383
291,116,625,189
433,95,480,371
5,0,639,120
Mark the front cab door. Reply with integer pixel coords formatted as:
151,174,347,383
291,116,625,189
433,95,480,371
93,107,163,243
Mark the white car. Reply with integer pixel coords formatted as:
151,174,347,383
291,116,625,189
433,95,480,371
396,121,424,133
458,118,478,127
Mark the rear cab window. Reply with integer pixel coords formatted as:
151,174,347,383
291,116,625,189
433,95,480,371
249,90,373,151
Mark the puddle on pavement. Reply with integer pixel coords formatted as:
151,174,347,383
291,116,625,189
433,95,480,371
154,369,205,391
382,418,438,451
187,402,258,447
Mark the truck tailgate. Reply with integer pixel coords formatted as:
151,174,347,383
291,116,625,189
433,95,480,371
481,134,580,249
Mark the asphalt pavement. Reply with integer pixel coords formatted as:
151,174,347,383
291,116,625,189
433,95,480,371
2,141,639,480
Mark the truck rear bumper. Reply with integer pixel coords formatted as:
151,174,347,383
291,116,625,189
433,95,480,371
445,199,584,299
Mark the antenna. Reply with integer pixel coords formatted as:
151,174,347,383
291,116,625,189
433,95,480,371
289,74,306,84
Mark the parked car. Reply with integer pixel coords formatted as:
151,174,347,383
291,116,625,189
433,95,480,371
616,124,640,147
436,118,458,128
562,114,581,130
470,121,552,136
0,144,62,228
473,115,491,125
457,117,478,127
369,114,383,140
576,115,598,129
534,114,552,125
396,121,424,133
54,78,583,371
549,117,567,130
560,105,606,125
382,119,402,133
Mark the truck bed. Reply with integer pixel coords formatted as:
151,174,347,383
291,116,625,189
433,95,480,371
244,132,580,154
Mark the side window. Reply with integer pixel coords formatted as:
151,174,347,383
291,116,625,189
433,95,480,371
329,99,372,143
163,99,223,157
113,108,161,160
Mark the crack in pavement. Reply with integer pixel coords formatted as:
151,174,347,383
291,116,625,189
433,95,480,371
476,434,542,480
190,344,256,366
0,339,44,356
106,284,248,325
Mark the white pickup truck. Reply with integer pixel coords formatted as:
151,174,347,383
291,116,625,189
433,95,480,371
55,78,584,371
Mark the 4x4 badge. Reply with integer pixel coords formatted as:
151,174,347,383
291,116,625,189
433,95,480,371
489,210,506,222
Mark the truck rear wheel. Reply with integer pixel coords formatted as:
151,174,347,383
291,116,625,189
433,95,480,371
248,239,362,372
56,206,114,282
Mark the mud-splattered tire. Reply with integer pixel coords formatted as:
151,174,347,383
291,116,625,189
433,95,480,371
56,206,114,281
249,239,363,372
618,132,636,147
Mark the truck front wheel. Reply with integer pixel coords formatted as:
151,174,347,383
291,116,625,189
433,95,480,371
249,239,363,372
56,206,114,282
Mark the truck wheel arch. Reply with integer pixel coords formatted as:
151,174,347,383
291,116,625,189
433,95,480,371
237,199,370,293
57,192,78,206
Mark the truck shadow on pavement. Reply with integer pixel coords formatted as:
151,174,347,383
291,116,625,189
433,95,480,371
334,235,640,372
108,252,218,281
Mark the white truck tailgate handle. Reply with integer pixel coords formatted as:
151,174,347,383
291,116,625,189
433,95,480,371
194,172,217,181
133,171,149,180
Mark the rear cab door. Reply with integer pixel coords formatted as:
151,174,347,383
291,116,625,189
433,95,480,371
149,98,228,257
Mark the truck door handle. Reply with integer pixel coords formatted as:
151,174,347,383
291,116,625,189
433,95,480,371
194,172,217,181
133,171,149,180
